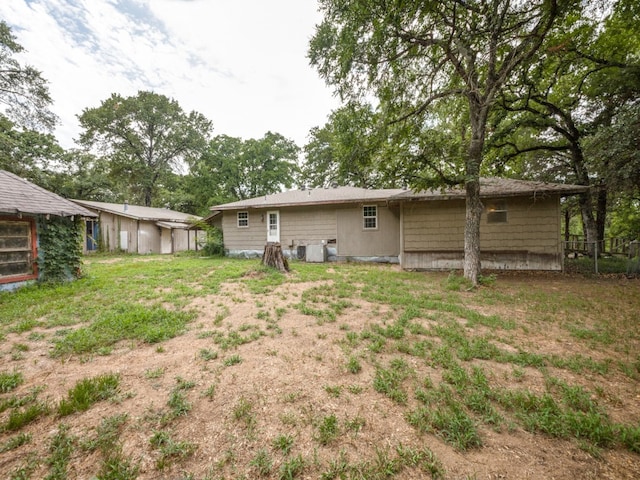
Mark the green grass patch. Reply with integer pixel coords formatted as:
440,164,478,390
58,373,120,416
52,304,195,356
0,371,24,393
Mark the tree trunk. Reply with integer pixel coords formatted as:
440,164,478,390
596,185,607,255
464,176,483,285
463,107,487,286
261,242,290,272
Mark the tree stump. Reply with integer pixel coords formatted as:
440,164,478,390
262,242,290,273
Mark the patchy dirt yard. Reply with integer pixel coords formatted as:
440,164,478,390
0,260,639,479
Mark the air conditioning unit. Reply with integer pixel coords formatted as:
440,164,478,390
305,244,326,263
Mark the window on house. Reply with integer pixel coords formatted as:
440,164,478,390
237,211,249,227
363,205,377,230
486,201,508,223
0,219,37,282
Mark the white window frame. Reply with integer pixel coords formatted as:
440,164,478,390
363,205,378,230
237,211,249,228
486,201,508,224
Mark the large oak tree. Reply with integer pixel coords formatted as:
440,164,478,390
77,91,212,206
310,0,571,284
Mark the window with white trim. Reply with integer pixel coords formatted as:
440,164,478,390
237,211,249,227
0,219,36,282
486,201,508,224
363,205,378,230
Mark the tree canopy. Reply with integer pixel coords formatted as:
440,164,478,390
189,132,299,214
310,0,570,284
77,91,212,207
0,20,57,131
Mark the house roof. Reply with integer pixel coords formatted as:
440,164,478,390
395,177,589,201
0,169,97,218
209,179,587,212
72,199,201,224
209,186,406,211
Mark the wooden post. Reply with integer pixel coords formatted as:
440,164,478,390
262,242,290,273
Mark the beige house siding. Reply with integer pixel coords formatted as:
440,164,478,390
337,205,400,257
222,210,267,253
222,205,401,260
401,196,563,270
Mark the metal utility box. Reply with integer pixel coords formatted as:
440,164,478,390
305,244,327,263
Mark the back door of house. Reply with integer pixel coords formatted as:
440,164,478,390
267,210,280,243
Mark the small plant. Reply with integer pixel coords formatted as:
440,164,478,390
199,348,218,361
149,430,196,470
317,414,340,445
168,390,191,418
45,423,75,480
347,384,363,394
233,397,256,430
0,432,31,453
4,402,50,431
346,356,362,374
223,354,243,366
0,371,24,393
273,434,294,455
58,373,120,416
250,448,273,476
324,385,342,398
344,415,366,434
278,454,305,480
144,367,165,379
202,384,216,400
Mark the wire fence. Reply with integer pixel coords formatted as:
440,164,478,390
564,239,640,275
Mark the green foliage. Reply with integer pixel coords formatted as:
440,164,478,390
317,414,340,445
37,216,84,283
45,424,75,480
77,91,212,207
0,432,31,453
57,374,120,416
189,132,299,211
52,303,195,356
149,430,196,470
0,371,24,393
0,21,56,130
250,448,273,476
272,434,294,455
195,222,225,256
3,401,50,431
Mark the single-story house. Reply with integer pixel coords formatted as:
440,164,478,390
207,178,587,271
71,200,204,255
0,169,97,291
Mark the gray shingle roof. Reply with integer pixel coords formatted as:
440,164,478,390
72,199,201,223
209,179,587,211
0,170,97,218
210,186,406,211
394,178,588,200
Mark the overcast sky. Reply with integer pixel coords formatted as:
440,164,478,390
0,0,340,149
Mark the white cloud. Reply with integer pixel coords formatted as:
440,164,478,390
0,0,339,148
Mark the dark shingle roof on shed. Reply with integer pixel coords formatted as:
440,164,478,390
0,170,97,218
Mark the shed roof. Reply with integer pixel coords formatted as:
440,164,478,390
72,199,201,224
0,170,97,218
210,186,406,211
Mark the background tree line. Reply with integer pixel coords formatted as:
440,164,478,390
1,1,638,283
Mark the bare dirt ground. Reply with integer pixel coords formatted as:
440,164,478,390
1,269,639,479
